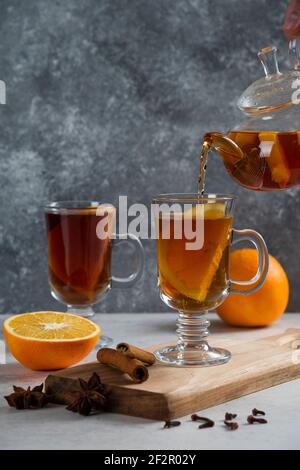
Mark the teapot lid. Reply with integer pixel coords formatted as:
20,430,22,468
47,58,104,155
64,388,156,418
237,44,300,115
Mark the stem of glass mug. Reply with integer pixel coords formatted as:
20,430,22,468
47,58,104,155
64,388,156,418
154,309,231,366
176,311,211,354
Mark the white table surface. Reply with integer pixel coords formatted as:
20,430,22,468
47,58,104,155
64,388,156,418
1,312,300,450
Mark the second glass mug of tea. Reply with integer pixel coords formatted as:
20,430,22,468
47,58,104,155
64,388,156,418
45,201,144,345
153,194,269,367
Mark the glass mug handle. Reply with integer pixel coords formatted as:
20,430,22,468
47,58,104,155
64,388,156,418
111,233,144,287
229,229,269,295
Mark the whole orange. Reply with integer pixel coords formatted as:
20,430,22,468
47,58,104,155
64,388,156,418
216,249,289,327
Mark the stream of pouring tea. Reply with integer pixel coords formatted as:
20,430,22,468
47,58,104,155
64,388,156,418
198,139,211,195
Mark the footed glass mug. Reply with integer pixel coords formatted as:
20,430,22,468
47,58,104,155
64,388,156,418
153,194,269,367
45,201,144,345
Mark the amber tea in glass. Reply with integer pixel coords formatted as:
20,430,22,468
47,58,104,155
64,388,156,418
45,201,144,328
157,208,232,312
46,206,114,307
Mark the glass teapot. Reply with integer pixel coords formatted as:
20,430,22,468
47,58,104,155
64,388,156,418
203,41,300,191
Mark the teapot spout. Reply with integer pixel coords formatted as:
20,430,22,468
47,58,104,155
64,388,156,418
199,133,244,194
204,132,244,165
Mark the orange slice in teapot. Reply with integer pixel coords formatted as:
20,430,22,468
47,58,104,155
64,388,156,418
259,132,291,188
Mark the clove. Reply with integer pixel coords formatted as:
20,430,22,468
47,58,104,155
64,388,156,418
198,419,215,429
247,415,268,424
252,408,266,416
191,414,215,428
164,420,181,428
225,412,237,421
224,420,239,431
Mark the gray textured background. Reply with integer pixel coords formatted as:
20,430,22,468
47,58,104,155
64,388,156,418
0,0,299,314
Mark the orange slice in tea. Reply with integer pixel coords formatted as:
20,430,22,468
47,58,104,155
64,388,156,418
3,311,100,370
203,202,226,219
183,202,226,219
259,132,291,188
158,204,231,302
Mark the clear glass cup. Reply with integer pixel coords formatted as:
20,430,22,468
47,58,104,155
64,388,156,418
153,194,269,367
45,201,144,345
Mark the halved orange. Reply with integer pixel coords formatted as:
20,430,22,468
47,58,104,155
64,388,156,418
3,311,100,370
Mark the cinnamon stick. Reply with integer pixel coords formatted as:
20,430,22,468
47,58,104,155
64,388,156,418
97,348,149,383
116,342,156,365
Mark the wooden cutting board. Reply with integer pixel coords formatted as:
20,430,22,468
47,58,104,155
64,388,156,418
45,328,300,420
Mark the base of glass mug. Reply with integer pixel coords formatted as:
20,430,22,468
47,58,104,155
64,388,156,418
66,305,96,318
154,343,231,367
97,334,113,348
154,310,231,367
66,306,113,347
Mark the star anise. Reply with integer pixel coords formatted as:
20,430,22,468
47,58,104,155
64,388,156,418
66,372,107,416
4,384,48,410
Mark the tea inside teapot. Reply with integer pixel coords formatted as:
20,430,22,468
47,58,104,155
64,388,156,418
201,129,300,192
